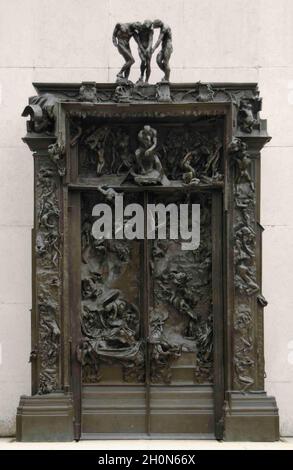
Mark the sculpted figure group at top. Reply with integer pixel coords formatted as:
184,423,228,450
112,20,172,84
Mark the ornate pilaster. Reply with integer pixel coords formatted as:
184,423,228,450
35,151,62,394
230,136,259,392
23,134,64,395
224,131,279,441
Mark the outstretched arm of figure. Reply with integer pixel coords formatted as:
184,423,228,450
152,31,163,52
97,185,107,197
112,24,119,47
133,32,146,54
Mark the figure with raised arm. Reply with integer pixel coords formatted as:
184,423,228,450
152,20,173,82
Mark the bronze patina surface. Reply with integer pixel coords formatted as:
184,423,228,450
17,24,279,440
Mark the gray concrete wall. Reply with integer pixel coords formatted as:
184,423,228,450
0,0,292,436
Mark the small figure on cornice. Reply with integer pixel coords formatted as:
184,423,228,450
152,20,173,82
229,137,254,190
134,20,154,84
112,22,139,82
238,98,260,134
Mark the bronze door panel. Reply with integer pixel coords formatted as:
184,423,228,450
76,189,220,437
149,192,213,386
80,191,144,386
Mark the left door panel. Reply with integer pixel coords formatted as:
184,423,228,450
78,191,147,437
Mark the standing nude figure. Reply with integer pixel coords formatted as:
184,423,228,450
112,22,139,81
134,20,154,84
152,20,173,82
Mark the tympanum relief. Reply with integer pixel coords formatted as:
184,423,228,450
75,120,224,186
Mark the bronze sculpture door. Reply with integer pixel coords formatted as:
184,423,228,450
18,81,279,442
70,188,223,439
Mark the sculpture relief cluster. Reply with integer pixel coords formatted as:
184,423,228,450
112,20,172,84
22,74,263,128
76,120,223,187
78,192,213,385
150,197,213,384
78,193,145,383
68,116,219,385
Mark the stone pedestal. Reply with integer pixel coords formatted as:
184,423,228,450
16,394,74,442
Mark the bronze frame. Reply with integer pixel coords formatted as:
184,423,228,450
16,82,279,441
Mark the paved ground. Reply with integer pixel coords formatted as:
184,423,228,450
0,437,293,450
